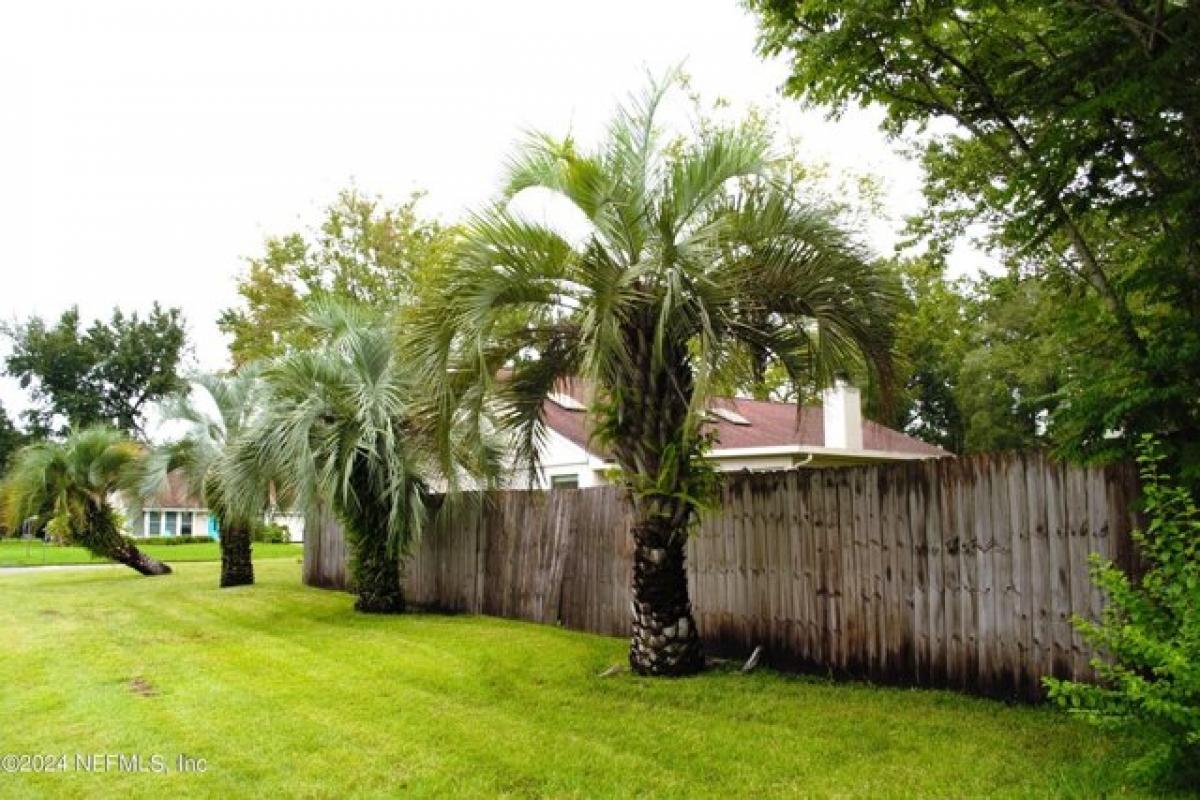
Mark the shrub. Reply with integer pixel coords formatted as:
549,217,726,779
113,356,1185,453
125,535,216,546
1045,436,1200,782
253,523,291,544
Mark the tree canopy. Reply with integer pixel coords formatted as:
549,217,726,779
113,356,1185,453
0,402,24,475
218,188,455,366
747,0,1200,476
3,305,188,439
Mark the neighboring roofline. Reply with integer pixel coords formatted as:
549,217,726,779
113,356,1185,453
140,506,208,512
708,444,947,461
572,442,946,466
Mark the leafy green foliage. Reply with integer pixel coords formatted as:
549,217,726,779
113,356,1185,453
145,368,267,530
144,368,269,586
1045,437,1200,782
128,535,215,546
0,401,25,478
233,299,495,611
0,427,142,541
864,258,969,452
954,272,1064,453
0,428,170,575
747,0,1200,479
3,305,187,438
218,189,455,366
253,523,290,544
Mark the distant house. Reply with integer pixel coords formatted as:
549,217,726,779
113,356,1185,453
515,379,949,490
129,471,305,542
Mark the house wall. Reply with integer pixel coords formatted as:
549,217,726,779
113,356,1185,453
130,508,210,537
507,429,606,490
127,508,303,542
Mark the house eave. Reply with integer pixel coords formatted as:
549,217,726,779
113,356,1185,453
577,443,945,466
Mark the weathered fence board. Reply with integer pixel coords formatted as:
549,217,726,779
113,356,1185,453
304,453,1140,700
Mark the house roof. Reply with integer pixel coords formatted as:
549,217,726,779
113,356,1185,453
540,379,949,459
144,470,206,510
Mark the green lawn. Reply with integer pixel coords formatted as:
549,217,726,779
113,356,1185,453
0,561,1186,800
0,539,302,567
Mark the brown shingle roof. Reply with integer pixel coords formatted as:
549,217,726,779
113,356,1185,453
144,471,205,510
541,380,949,459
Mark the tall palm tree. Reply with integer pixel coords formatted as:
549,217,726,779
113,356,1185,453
0,427,172,575
145,368,265,587
414,75,898,675
232,300,490,613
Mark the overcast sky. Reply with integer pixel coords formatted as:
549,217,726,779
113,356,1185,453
0,1,974,420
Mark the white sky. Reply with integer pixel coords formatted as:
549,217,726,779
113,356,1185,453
0,0,986,421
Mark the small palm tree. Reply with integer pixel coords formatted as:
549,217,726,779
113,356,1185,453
0,427,172,575
233,301,486,613
415,75,898,675
146,369,265,587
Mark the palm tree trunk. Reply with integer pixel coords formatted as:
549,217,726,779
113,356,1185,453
614,314,706,675
350,529,405,613
110,540,174,576
629,514,704,676
219,522,254,587
342,497,401,614
83,505,172,576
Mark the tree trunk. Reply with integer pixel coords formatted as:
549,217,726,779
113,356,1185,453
609,307,706,676
350,529,404,613
110,540,174,576
84,505,172,576
219,522,254,587
629,515,704,676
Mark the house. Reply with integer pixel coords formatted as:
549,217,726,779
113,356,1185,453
128,471,305,542
517,379,949,489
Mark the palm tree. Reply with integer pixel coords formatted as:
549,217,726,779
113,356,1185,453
145,369,264,587
414,75,898,675
0,427,172,575
232,300,488,613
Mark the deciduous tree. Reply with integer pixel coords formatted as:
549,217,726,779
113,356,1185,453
4,305,187,439
748,0,1200,477
218,189,455,366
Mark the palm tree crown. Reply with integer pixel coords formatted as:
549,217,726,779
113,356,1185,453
234,299,493,612
145,367,265,586
418,74,897,495
1,427,171,575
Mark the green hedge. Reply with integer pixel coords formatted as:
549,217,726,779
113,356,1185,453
125,535,216,546
254,522,291,544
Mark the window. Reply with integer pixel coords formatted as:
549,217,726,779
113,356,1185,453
550,474,579,490
147,511,161,536
181,513,194,536
164,511,177,536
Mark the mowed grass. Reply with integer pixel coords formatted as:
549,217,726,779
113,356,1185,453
0,561,1185,800
0,539,302,567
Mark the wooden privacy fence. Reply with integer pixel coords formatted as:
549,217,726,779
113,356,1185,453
304,453,1140,700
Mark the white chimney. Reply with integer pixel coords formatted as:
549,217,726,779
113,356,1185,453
822,380,863,451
